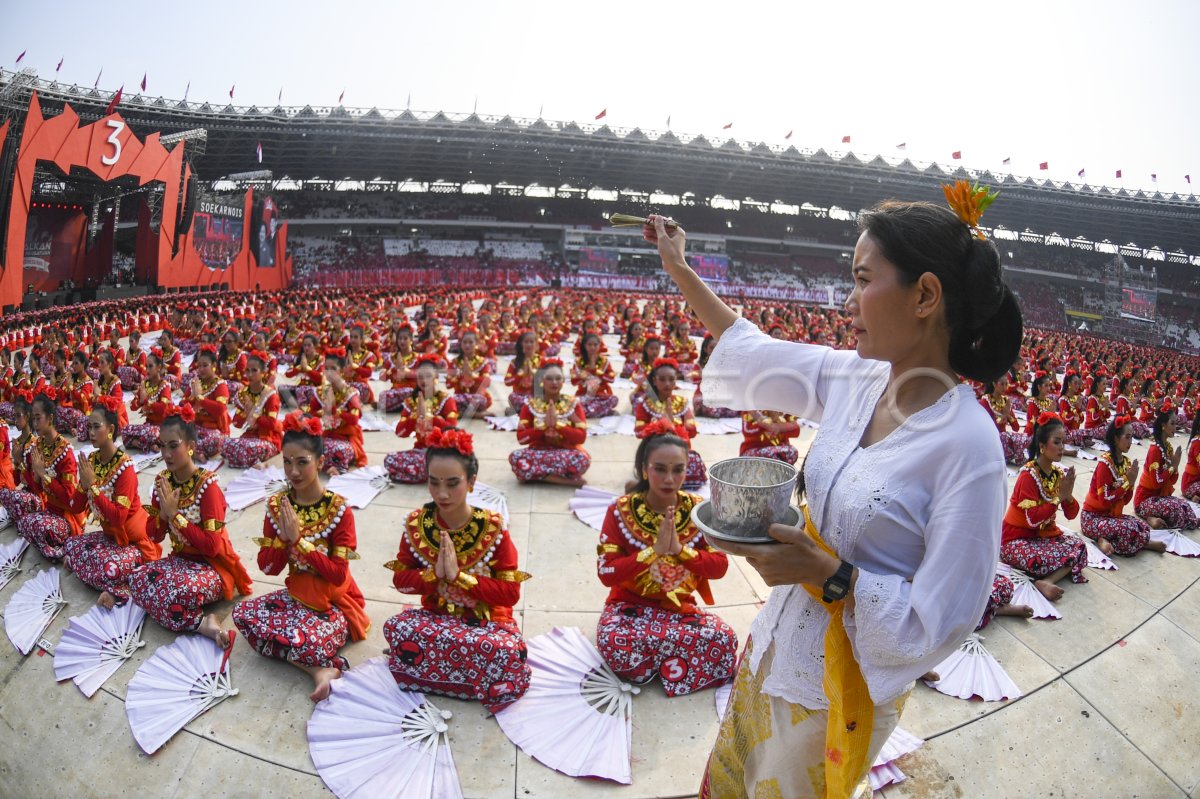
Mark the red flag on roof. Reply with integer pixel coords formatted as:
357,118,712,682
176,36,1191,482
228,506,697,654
1187,175,1192,185
338,89,345,104
785,130,793,140
15,50,25,64
1115,169,1122,178
841,135,851,143
1039,162,1049,170
140,73,147,92
896,143,906,150
229,84,235,99
56,57,63,72
594,108,607,120
1002,157,1011,165
1077,168,1086,178
723,122,733,129
951,151,962,159
105,85,123,116
1151,174,1157,182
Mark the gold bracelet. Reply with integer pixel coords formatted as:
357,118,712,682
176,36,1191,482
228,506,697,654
636,547,658,565
677,545,699,562
453,572,479,590
294,538,317,555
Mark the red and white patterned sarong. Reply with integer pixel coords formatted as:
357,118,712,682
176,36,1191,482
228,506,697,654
284,384,319,409
595,602,737,697
17,512,73,560
1000,535,1088,583
1135,496,1199,530
117,366,142,390
379,387,414,413
322,438,355,472
684,449,707,490
384,448,427,484
0,402,13,424
741,445,799,465
578,395,619,419
348,381,375,406
1080,510,1151,556
232,589,349,670
451,393,491,419
63,531,147,602
693,397,740,419
0,487,43,522
976,574,1014,631
506,392,531,414
128,556,224,632
222,437,280,469
999,432,1029,464
196,428,225,461
55,406,86,439
122,423,160,452
509,447,591,482
383,609,530,713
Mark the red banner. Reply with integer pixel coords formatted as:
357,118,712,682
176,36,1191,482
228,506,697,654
22,205,86,291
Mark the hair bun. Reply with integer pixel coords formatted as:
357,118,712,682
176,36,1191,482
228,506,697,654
962,238,1005,329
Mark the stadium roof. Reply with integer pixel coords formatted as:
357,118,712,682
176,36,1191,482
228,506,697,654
3,69,1199,258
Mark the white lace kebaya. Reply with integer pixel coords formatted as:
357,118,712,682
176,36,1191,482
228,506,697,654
703,318,1005,708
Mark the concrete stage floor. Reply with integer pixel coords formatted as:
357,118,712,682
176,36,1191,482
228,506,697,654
1,342,1198,799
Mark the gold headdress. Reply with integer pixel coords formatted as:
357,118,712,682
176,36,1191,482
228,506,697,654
942,180,999,240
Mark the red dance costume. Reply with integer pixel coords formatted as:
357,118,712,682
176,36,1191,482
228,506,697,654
346,347,377,406
1080,454,1151,556
981,393,1027,464
222,386,283,468
1183,438,1200,502
635,393,707,489
130,469,253,632
379,350,419,413
596,492,737,696
190,376,231,461
17,433,85,560
384,503,532,712
1134,441,1199,530
739,411,801,465
1000,462,1088,583
124,379,174,452
308,385,368,471
509,395,591,482
63,450,161,602
384,391,459,484
234,491,370,670
503,355,540,413
447,353,493,417
571,355,619,419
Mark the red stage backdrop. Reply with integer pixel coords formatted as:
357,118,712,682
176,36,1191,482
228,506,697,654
22,205,87,291
1,94,291,310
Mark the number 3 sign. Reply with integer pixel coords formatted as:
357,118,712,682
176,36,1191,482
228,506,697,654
101,119,125,166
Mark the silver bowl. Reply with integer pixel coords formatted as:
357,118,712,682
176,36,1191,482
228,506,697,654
691,499,801,546
707,456,798,539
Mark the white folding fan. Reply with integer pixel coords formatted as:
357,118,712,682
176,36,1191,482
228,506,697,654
307,656,463,799
125,632,239,755
996,563,1062,620
1062,530,1118,570
868,726,924,792
327,466,392,509
1149,528,1200,558
224,466,289,512
359,412,394,433
923,633,1022,702
130,450,164,473
570,486,618,532
586,415,636,437
4,567,66,655
495,626,637,785
694,417,743,436
0,536,28,591
483,415,519,432
54,602,147,697
466,482,509,526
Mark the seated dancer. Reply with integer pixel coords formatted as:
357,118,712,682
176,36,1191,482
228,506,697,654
155,329,184,387
188,349,231,461
1000,413,1089,600
1114,377,1153,439
217,330,248,395
1183,415,1200,502
124,354,175,452
56,352,95,439
617,319,647,379
634,358,706,490
509,360,591,487
1081,415,1163,556
307,352,368,474
1081,377,1111,442
628,335,666,407
118,329,146,390
283,334,325,409
222,354,283,469
571,332,619,419
445,329,492,418
692,335,739,419
129,413,252,645
380,324,419,413
17,394,85,560
503,330,541,414
1134,406,1200,530
0,399,45,524
232,416,370,702
1024,373,1055,435
595,429,736,696
62,401,162,608
384,428,531,712
981,373,1026,464
1057,373,1090,448
974,573,1034,631
384,356,459,484
739,409,801,465
345,324,377,408
93,351,128,431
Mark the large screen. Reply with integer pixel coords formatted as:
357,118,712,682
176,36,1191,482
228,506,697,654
690,253,729,281
1120,287,1156,320
192,196,244,270
578,247,620,273
251,194,280,267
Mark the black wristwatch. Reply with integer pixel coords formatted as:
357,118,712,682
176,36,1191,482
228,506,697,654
822,560,855,603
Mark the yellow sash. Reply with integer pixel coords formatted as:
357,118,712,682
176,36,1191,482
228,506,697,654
798,504,874,799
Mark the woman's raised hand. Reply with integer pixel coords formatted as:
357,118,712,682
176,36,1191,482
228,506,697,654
644,215,688,271
653,504,681,556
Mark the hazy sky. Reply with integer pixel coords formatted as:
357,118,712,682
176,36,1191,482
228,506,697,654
3,0,1197,195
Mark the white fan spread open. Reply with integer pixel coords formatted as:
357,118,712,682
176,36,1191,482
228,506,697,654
0,537,29,591
54,602,147,697
923,633,1022,702
996,563,1062,620
125,633,238,754
224,466,289,511
327,466,393,509
1149,528,1200,558
495,626,637,785
307,656,463,799
5,568,67,655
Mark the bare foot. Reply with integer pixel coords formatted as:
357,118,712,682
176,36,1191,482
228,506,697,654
921,671,940,682
96,591,116,610
1144,539,1167,553
1034,579,1065,601
309,667,342,702
325,465,342,477
1096,538,1115,556
997,603,1035,619
543,475,586,487
1146,517,1167,530
198,614,230,649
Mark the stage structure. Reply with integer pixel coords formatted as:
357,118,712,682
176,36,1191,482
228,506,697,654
0,93,291,312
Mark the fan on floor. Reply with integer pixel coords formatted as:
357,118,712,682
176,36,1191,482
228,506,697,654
1149,528,1200,558
327,466,393,509
125,632,238,754
224,467,289,511
0,537,29,591
4,568,66,655
868,726,924,792
483,415,519,432
570,486,618,532
1062,530,1117,570
466,482,509,526
923,633,1022,702
307,657,463,799
996,563,1061,620
54,602,147,697
495,626,637,785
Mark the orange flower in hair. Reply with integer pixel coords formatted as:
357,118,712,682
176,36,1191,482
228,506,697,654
427,427,474,456
38,386,57,401
414,353,443,369
282,410,323,437
1112,414,1133,429
539,358,564,369
324,346,347,359
652,357,680,372
96,395,122,413
942,179,999,241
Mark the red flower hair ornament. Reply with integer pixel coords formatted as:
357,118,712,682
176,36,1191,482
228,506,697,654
1036,411,1063,428
539,358,565,370
426,427,474,456
174,402,196,424
640,418,679,439
652,357,680,372
1112,414,1133,430
282,411,323,437
96,395,123,413
413,353,443,369
323,346,347,359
